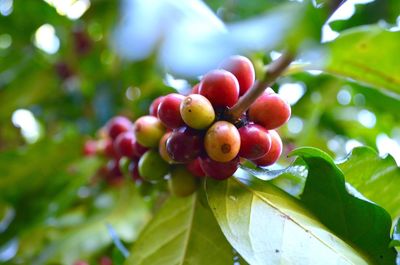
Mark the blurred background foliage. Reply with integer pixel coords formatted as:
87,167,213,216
0,0,399,264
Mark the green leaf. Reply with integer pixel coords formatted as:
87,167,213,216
291,147,397,265
31,185,150,265
337,146,400,219
391,218,400,247
322,25,400,95
125,193,234,265
206,177,370,265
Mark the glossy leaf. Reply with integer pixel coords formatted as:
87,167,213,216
291,147,396,265
126,193,234,265
337,146,400,219
392,218,400,247
321,25,400,95
206,177,369,265
31,186,150,265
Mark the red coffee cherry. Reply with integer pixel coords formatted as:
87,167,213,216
248,93,291,130
105,159,124,185
114,131,136,158
191,83,200,94
133,115,165,147
106,116,132,139
252,130,282,166
200,156,240,180
157,93,185,129
149,96,165,117
103,138,120,159
83,140,98,156
238,123,271,160
199,69,239,108
219,55,255,96
186,157,206,178
204,121,240,162
166,126,203,163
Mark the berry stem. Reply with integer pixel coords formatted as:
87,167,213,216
226,52,294,122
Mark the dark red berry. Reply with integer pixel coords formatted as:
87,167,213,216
157,93,185,129
114,131,136,157
149,96,165,117
129,160,142,182
186,157,206,178
238,124,271,160
252,130,282,166
248,93,291,130
219,55,255,96
132,141,148,159
105,159,123,185
73,29,92,55
166,126,203,163
200,156,240,180
199,69,239,108
104,139,120,159
106,116,132,139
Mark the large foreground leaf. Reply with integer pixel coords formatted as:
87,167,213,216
206,177,369,265
126,193,234,265
291,147,396,265
337,146,400,219
31,186,149,265
321,25,400,95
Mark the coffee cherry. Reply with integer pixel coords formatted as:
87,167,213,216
157,93,185,129
180,94,215,129
238,124,271,160
159,132,175,163
166,126,203,163
99,256,113,265
133,115,165,147
186,157,206,178
114,131,137,157
149,96,165,117
199,69,239,108
248,93,291,129
103,139,120,158
219,55,255,96
106,116,132,139
83,140,98,156
105,159,123,185
139,150,169,182
204,121,240,162
129,160,142,182
74,261,89,265
200,156,240,180
168,166,198,197
191,83,200,94
132,141,148,159
252,130,282,166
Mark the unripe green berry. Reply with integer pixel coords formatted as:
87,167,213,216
180,94,215,129
168,166,198,197
133,115,165,147
204,121,240,162
139,150,169,182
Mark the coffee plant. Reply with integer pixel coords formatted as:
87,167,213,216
0,0,399,265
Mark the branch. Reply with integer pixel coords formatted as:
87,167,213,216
225,52,295,122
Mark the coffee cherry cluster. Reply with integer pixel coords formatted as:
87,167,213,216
84,55,291,196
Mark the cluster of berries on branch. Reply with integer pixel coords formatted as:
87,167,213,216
84,55,291,196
